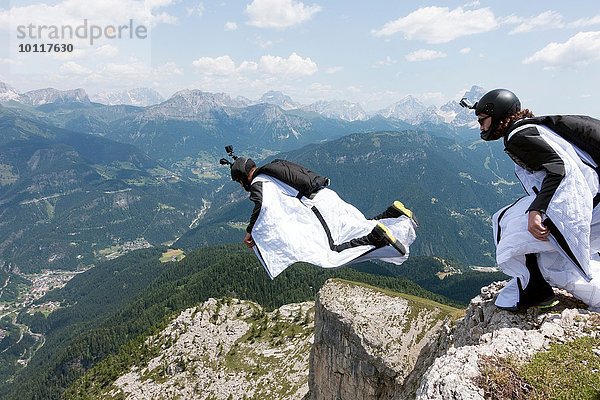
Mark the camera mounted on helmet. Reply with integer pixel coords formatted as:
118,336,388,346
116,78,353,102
219,145,238,166
459,98,476,110
219,145,256,191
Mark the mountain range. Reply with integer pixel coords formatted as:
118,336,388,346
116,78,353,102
0,80,511,273
89,88,165,107
0,81,483,126
0,110,216,272
0,80,565,400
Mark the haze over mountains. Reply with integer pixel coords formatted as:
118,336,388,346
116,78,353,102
0,81,484,126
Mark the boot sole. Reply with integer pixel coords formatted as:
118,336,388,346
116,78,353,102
393,201,418,226
535,299,560,309
376,223,407,256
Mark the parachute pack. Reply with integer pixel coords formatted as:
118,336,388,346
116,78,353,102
256,159,330,198
511,115,600,162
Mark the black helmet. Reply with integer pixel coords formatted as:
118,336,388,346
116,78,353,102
231,157,256,191
475,89,521,141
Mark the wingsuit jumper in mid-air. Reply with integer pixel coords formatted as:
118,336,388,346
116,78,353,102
220,145,418,279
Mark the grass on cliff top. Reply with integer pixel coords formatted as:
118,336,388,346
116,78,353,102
331,278,465,320
477,336,600,400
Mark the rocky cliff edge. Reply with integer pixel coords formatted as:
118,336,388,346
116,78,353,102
309,279,600,400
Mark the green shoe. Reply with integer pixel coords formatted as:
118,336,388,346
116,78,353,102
535,297,560,310
497,296,559,313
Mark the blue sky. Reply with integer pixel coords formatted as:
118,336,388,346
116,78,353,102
0,0,599,115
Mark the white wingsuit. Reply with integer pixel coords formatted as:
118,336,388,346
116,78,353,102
250,175,417,279
493,123,600,311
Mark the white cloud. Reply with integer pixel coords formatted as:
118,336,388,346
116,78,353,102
569,15,600,28
156,61,183,75
460,47,471,54
224,21,238,31
259,52,317,76
0,58,21,65
48,48,89,61
508,10,564,34
523,31,600,67
0,0,178,34
186,2,205,17
418,91,447,106
246,0,321,29
308,82,333,94
5,59,182,98
372,56,396,68
101,60,182,79
371,6,497,43
95,44,119,57
258,39,274,48
59,61,91,75
239,61,259,72
405,49,446,62
326,66,343,74
191,53,315,77
192,55,239,75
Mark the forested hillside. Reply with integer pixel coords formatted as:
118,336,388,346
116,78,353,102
1,244,501,399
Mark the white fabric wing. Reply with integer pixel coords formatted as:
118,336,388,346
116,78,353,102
493,196,600,310
250,175,416,279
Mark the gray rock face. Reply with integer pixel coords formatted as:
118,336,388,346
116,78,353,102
307,279,454,400
308,280,600,400
110,298,314,400
415,283,600,400
22,88,90,105
105,279,599,400
90,88,165,106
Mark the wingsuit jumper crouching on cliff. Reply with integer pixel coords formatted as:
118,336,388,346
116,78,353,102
461,89,600,311
220,146,417,279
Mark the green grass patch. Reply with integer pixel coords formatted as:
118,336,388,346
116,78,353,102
0,163,18,186
222,302,313,398
159,249,185,263
522,336,600,400
476,337,600,400
157,203,176,211
44,200,55,220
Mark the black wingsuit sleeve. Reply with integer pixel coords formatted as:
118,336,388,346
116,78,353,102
246,181,263,233
505,126,565,214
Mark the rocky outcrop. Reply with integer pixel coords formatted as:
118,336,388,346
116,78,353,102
415,283,599,400
307,279,457,400
110,298,314,400
105,279,599,400
308,279,600,400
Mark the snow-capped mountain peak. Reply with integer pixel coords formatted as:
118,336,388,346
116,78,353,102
22,87,90,106
378,95,428,124
0,81,21,102
90,88,165,107
303,99,368,121
258,91,300,110
439,85,486,127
